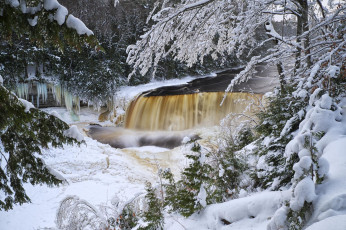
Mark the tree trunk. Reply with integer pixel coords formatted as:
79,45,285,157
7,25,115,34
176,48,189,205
295,0,311,72
265,22,286,93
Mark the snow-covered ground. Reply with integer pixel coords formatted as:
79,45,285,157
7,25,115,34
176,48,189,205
0,126,188,229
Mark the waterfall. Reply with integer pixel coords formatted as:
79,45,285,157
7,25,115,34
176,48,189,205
125,92,261,131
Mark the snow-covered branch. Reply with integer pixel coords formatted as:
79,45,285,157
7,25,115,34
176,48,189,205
4,0,94,36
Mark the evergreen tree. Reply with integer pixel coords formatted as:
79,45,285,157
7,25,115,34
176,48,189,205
162,141,213,217
0,86,80,210
139,182,164,230
253,87,306,190
212,127,253,200
115,204,139,230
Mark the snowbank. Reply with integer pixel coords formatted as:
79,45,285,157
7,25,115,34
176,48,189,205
0,136,182,229
166,191,291,230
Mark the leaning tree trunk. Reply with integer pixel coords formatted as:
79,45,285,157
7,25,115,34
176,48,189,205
265,21,286,94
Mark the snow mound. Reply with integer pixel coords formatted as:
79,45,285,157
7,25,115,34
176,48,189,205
308,137,346,226
64,125,84,142
167,191,290,230
305,215,346,230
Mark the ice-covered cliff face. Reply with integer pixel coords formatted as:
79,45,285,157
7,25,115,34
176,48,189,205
16,82,80,111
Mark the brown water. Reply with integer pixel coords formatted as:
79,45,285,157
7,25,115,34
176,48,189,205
87,126,199,149
125,92,262,131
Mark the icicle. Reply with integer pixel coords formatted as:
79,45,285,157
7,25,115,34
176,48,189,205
37,83,48,103
64,90,73,111
37,92,39,107
36,83,48,107
16,83,30,100
50,84,63,105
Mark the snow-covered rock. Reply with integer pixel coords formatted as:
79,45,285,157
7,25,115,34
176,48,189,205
64,125,84,142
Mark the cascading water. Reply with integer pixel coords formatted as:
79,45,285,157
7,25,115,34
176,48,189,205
87,92,261,148
125,92,261,131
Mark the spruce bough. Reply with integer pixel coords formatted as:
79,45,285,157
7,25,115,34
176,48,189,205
0,86,79,210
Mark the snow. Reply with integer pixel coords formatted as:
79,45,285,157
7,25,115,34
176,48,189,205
290,178,316,211
18,98,35,112
7,0,19,7
54,5,68,25
305,215,346,230
43,0,60,10
197,184,207,208
27,15,38,26
114,75,202,102
66,15,93,36
167,191,290,230
182,136,191,144
0,134,185,229
0,75,3,85
267,206,289,230
43,0,69,25
308,137,346,226
293,156,312,179
326,65,340,78
64,125,84,142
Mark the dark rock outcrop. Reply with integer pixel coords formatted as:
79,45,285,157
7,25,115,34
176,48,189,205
142,65,279,97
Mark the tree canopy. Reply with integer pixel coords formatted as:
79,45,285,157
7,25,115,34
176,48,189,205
127,0,345,90
0,0,99,50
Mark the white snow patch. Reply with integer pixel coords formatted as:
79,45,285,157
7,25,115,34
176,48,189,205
18,98,35,112
326,65,340,78
197,184,207,208
64,125,84,142
290,177,316,211
49,110,63,121
66,15,93,36
27,16,38,26
54,5,68,25
169,191,290,230
267,206,289,230
182,136,191,144
308,136,346,226
43,0,60,10
306,215,346,230
8,0,19,7
320,94,332,110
